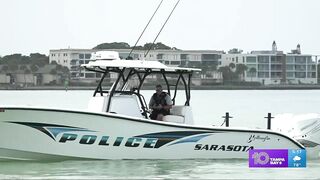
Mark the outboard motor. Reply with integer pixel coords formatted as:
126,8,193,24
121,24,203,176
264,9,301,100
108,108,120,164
274,115,320,159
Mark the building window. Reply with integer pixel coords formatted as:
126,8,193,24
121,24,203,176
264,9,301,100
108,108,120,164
246,64,257,70
271,72,282,78
246,56,256,63
85,73,95,78
286,72,294,78
286,65,295,71
180,54,187,60
295,65,306,71
271,56,282,64
307,72,316,78
258,56,269,63
79,54,84,59
258,64,269,71
171,61,180,65
157,54,163,59
85,54,91,59
96,73,102,78
258,72,269,78
286,56,295,63
295,72,306,78
295,56,306,64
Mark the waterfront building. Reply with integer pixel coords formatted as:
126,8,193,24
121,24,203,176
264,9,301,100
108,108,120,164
219,42,318,85
49,43,318,85
49,49,224,82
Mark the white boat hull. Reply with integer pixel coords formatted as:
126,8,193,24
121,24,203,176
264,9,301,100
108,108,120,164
0,107,304,161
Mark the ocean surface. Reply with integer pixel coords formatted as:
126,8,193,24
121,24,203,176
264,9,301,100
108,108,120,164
0,90,320,179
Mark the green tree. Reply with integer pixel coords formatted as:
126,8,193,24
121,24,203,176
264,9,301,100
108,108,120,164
143,42,172,50
1,54,30,65
201,64,217,77
20,65,27,71
20,65,28,85
50,69,57,75
218,66,232,84
50,61,58,65
249,67,257,81
93,42,131,49
30,64,39,73
154,42,171,50
229,63,236,69
30,53,48,67
235,64,248,81
93,42,174,50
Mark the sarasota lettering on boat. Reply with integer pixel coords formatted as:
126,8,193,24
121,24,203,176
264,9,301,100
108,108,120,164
194,144,254,152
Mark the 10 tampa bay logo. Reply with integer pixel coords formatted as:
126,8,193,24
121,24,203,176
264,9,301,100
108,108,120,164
8,121,216,149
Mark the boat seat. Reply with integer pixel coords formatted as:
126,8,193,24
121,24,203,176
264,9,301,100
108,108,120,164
163,105,188,124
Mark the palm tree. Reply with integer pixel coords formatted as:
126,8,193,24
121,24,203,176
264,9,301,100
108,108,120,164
30,64,39,73
20,65,28,86
235,64,248,81
249,68,257,82
218,66,232,84
229,63,236,70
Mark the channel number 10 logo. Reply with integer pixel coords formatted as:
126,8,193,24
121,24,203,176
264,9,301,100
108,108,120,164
252,151,270,165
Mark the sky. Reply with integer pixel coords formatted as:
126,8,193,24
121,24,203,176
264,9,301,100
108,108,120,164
1,0,320,56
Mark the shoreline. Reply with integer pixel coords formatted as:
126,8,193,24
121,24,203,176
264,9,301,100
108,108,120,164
2,85,320,90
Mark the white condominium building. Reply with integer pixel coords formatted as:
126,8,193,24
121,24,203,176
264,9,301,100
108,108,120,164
219,43,318,85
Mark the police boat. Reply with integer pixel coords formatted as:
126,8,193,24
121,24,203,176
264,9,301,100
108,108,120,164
0,51,305,161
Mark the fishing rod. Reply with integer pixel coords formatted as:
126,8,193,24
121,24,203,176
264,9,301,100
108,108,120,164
127,0,164,59
144,0,180,58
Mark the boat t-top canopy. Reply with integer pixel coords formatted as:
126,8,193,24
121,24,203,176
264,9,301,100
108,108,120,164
82,59,201,72
81,51,201,118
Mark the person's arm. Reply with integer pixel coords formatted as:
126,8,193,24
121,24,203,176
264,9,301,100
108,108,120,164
149,97,155,109
163,95,173,110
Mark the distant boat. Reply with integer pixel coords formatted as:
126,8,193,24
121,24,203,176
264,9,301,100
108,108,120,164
0,51,310,161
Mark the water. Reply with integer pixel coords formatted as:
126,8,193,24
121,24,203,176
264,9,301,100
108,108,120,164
0,90,320,179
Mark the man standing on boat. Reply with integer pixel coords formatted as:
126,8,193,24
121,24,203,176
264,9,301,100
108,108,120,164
149,84,173,121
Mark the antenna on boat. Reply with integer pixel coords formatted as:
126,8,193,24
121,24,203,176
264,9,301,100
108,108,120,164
127,0,164,60
144,0,180,58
